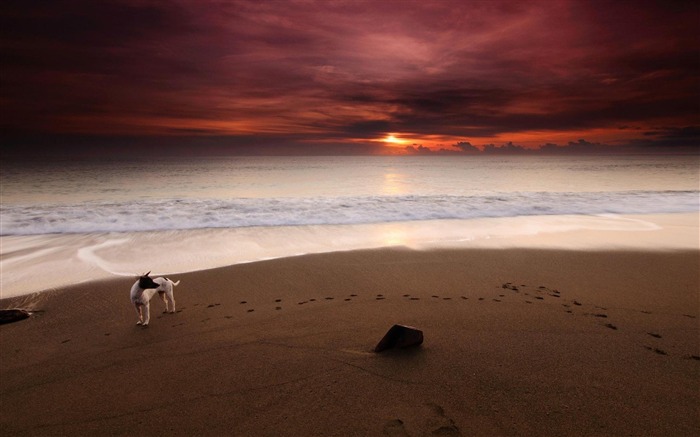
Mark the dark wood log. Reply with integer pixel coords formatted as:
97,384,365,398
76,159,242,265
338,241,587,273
0,309,31,325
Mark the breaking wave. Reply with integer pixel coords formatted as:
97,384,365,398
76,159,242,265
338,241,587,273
1,190,697,236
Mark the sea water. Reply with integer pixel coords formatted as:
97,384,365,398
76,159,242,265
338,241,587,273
1,155,698,297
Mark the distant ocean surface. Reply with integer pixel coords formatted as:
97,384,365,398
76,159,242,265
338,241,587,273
1,155,698,298
2,155,698,236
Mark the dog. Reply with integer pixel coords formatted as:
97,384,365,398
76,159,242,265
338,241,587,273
130,272,180,326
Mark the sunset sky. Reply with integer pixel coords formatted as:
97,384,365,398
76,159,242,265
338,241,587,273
1,0,698,156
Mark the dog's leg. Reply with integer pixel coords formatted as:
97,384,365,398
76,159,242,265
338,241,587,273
134,304,143,325
159,291,169,313
167,290,176,313
142,303,151,326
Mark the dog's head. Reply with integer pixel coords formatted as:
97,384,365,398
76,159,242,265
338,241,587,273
137,271,159,290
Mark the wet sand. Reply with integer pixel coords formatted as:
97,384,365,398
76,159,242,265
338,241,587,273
1,248,698,436
2,212,697,300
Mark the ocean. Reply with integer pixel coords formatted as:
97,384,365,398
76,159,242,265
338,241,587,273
1,155,698,297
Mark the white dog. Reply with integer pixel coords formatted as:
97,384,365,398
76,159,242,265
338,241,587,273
130,272,180,326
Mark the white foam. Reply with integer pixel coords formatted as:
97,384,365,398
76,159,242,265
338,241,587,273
1,190,697,235
1,213,697,299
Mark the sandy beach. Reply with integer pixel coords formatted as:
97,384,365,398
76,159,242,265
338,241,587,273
1,247,698,436
3,0,699,434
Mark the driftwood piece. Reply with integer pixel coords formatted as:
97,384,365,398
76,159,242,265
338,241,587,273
0,309,31,325
374,324,424,352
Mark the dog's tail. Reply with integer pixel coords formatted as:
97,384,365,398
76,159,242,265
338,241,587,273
163,277,180,286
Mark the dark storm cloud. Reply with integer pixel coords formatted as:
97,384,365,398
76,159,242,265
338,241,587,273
1,0,698,155
340,120,393,139
631,126,700,152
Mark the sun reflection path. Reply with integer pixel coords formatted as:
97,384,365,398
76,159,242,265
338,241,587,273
382,171,408,195
382,226,408,246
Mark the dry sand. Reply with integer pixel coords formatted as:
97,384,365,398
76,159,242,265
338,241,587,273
1,248,698,436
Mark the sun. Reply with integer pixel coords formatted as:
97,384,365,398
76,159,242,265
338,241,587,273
381,134,407,145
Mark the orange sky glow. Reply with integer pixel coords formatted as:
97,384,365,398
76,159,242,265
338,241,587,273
2,0,698,157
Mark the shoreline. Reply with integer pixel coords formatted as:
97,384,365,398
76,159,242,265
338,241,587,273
1,212,698,299
1,247,698,436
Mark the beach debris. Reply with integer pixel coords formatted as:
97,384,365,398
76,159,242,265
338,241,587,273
382,419,408,435
644,346,667,356
0,309,31,325
374,324,424,353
